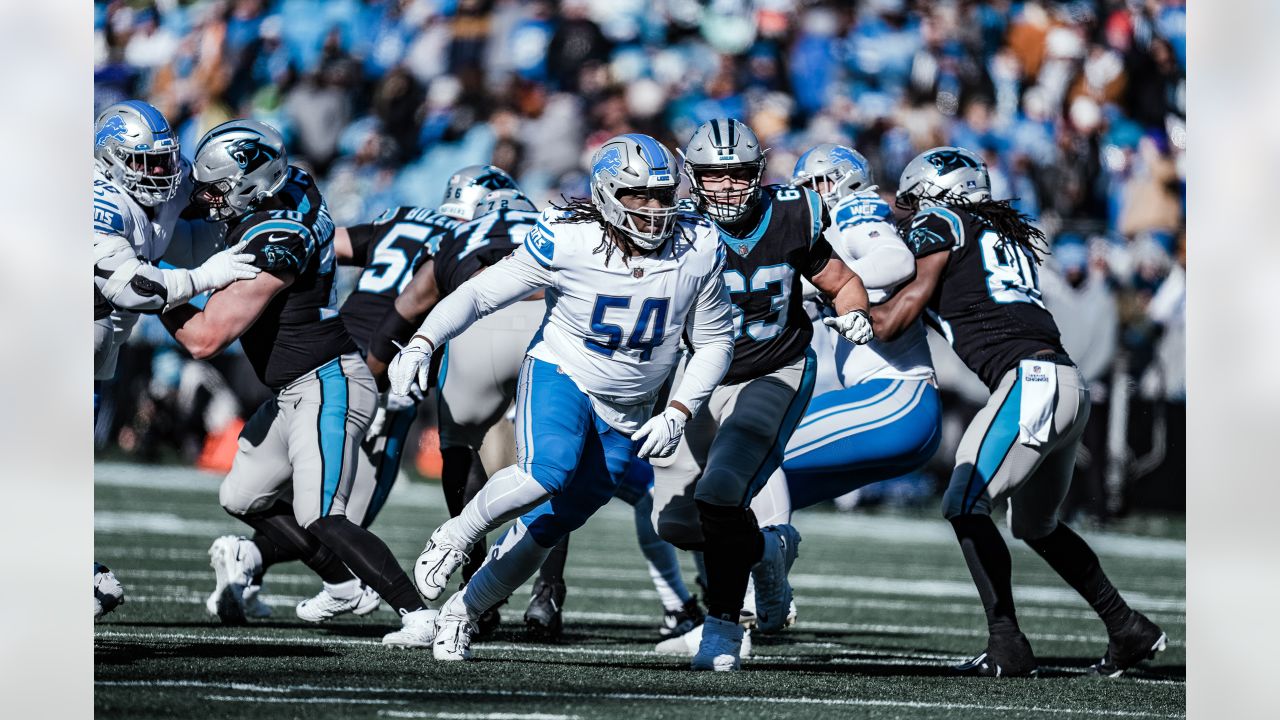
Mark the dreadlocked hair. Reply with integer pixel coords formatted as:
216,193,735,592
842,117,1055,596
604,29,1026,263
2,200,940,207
549,195,690,266
897,194,1049,264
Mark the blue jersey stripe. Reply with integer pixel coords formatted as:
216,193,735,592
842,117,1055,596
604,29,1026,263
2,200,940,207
316,359,349,518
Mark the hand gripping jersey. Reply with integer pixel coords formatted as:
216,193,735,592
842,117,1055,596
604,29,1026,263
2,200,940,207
434,206,539,295
416,207,735,432
339,206,461,351
716,184,837,384
904,205,1067,390
229,166,358,390
816,188,933,387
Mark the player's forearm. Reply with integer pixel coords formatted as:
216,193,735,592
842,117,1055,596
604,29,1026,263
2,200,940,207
669,334,733,419
160,304,234,359
414,255,545,347
828,273,870,317
869,280,928,341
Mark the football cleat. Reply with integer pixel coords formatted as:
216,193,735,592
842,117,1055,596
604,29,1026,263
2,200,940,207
206,535,260,625
93,562,125,621
524,578,566,640
656,612,752,659
241,584,273,619
952,631,1039,678
751,524,801,633
690,616,745,671
415,526,470,601
382,607,440,649
295,579,378,623
1088,611,1168,677
660,595,705,638
432,594,476,661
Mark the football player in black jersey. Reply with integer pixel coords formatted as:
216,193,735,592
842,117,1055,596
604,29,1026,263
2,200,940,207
872,146,1167,678
651,119,875,670
159,119,440,647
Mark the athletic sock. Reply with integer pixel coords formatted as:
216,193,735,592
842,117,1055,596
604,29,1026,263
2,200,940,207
240,502,355,585
537,535,570,585
309,516,424,615
633,492,691,609
447,465,549,548
441,446,491,582
462,520,553,618
1024,522,1132,635
950,514,1020,636
698,501,764,621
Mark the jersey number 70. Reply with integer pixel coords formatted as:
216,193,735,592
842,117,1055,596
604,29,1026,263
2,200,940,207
584,295,669,361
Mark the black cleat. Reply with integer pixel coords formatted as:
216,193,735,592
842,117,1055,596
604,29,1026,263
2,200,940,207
660,595,705,638
1088,611,1168,677
524,578,565,640
953,631,1039,678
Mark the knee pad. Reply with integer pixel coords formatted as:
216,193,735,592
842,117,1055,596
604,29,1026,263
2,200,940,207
1009,508,1059,542
654,496,703,550
696,501,758,544
219,483,274,519
941,481,990,521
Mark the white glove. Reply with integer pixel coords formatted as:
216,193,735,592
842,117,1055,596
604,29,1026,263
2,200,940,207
367,386,421,439
633,406,689,459
823,309,874,345
189,240,260,294
388,336,433,397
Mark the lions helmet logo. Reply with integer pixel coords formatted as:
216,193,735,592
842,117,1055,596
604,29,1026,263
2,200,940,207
593,146,623,177
226,137,279,173
827,145,864,170
95,116,129,147
925,150,983,175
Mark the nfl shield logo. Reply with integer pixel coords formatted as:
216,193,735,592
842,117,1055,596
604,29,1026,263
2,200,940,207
737,244,749,256
632,267,645,279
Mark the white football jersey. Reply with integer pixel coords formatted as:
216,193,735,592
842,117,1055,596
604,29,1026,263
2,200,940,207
524,209,730,426
93,165,193,380
417,207,735,432
810,188,934,390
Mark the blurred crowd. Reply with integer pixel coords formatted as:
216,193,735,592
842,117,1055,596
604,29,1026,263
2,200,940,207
94,0,1186,519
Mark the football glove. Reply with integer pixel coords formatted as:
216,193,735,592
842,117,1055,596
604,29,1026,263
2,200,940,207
633,406,688,459
189,240,260,294
823,309,874,345
388,336,433,397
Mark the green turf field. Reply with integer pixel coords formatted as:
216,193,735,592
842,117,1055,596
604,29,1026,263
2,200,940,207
94,462,1185,719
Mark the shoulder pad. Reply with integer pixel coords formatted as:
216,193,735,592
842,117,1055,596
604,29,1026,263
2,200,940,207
234,214,313,273
904,207,965,257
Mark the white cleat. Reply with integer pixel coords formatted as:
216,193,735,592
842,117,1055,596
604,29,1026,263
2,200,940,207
691,616,745,671
94,563,125,621
352,585,382,616
383,607,440,648
657,615,752,659
296,579,376,623
414,526,470,601
206,536,260,625
432,594,476,661
751,524,801,633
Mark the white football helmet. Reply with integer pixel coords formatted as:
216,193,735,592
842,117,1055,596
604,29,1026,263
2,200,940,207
189,119,289,222
477,188,537,215
439,165,519,220
589,133,680,251
896,146,991,210
93,100,183,207
791,143,874,207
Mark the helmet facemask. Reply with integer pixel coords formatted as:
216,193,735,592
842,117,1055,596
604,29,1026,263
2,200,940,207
593,183,678,251
685,160,765,225
104,145,182,207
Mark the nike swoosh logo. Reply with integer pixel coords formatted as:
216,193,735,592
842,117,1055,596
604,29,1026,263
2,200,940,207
264,233,291,244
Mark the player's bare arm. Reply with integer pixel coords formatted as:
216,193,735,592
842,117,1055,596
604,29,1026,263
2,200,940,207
807,255,870,317
870,250,949,341
333,226,356,264
161,271,294,359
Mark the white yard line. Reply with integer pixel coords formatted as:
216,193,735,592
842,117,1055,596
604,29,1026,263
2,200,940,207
96,679,1184,718
382,713,580,720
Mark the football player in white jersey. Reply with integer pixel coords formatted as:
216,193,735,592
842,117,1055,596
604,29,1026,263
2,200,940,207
93,100,260,382
92,100,259,620
386,133,737,661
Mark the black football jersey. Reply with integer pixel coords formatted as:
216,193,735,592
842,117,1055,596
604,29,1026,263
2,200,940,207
339,206,461,351
715,185,836,384
904,205,1067,390
434,207,540,296
231,166,357,390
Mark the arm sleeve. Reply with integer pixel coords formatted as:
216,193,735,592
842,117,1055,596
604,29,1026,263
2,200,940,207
416,243,553,347
669,249,735,418
94,230,199,314
346,223,378,267
828,219,917,292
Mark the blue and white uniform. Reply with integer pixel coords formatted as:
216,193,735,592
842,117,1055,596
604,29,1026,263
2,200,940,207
754,188,941,521
414,208,734,543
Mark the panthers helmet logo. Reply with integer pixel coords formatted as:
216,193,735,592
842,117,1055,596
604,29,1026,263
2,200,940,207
925,150,983,175
95,116,128,147
226,137,279,172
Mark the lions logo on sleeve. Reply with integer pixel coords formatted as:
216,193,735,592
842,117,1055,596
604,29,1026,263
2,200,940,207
524,211,560,269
